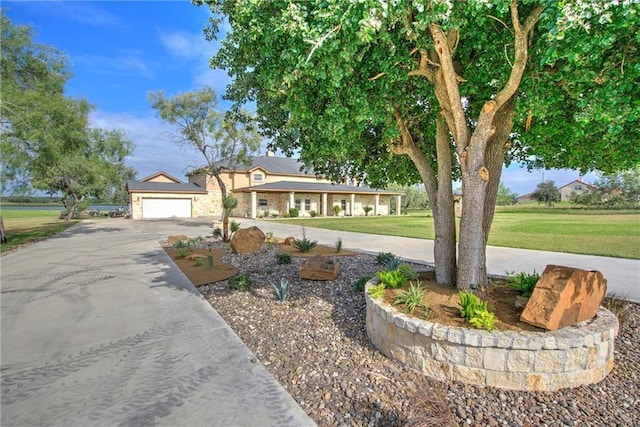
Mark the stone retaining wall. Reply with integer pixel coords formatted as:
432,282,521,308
365,280,619,391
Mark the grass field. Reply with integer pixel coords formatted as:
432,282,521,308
0,209,78,254
278,206,640,259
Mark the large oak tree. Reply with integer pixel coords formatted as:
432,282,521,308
195,0,639,290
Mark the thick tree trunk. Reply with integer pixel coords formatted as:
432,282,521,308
213,172,231,241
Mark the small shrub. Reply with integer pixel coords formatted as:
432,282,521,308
397,263,419,280
271,213,278,218
335,237,343,253
194,258,204,267
363,205,373,216
230,220,240,234
368,283,386,299
469,310,497,331
459,291,488,320
353,275,373,292
506,270,540,298
288,207,299,217
309,210,317,217
228,273,254,291
293,238,318,253
263,210,269,218
271,278,291,302
393,281,427,315
376,269,406,289
212,227,223,239
206,255,214,270
177,249,187,258
187,236,203,247
276,252,292,265
172,240,187,249
332,205,341,216
376,252,399,266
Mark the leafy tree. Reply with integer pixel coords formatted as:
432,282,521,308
149,87,261,240
496,183,518,206
572,167,640,208
196,0,639,290
532,181,561,207
388,183,429,211
1,13,135,221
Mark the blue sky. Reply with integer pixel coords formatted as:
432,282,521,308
3,1,596,196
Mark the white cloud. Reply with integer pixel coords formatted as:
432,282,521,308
90,110,204,181
19,1,123,28
73,54,154,79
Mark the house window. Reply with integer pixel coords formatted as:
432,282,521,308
574,184,582,191
340,200,347,212
258,198,268,207
253,173,263,182
294,199,301,209
305,199,311,210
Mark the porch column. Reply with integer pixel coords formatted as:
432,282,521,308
289,192,295,213
350,193,356,216
250,191,257,219
322,193,328,217
396,195,402,215
374,194,380,216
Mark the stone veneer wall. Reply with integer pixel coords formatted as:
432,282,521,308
365,280,619,391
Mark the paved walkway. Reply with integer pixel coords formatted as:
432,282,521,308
238,218,640,303
1,219,315,427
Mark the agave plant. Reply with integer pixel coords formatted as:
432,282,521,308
271,278,291,302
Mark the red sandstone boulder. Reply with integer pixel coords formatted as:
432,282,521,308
230,226,265,254
520,264,607,330
284,236,296,245
167,235,188,245
299,255,340,281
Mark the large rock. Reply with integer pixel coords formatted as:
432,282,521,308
520,264,607,330
230,226,265,254
167,235,188,245
299,255,340,281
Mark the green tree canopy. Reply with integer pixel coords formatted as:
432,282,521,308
496,183,518,206
196,0,639,289
532,180,561,207
1,12,135,221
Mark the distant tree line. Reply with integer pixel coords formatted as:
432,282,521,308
570,168,640,209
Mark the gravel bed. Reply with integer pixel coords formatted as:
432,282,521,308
196,240,639,427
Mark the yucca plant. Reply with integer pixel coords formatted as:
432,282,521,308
393,281,427,315
271,278,291,302
335,237,343,253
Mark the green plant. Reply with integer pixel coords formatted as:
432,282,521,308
271,278,291,302
469,310,497,331
506,270,540,298
397,263,419,280
376,252,399,266
368,283,386,299
289,207,299,217
353,275,373,292
293,237,318,253
363,205,373,216
271,213,278,218
230,220,241,234
276,252,292,264
376,269,406,289
459,292,488,320
228,272,254,291
393,281,427,314
263,210,269,218
332,205,341,216
212,227,223,239
177,249,188,258
335,237,343,253
194,258,204,267
172,240,187,249
187,236,203,247
206,254,214,270
309,210,317,217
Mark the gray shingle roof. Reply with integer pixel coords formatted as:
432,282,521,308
232,181,403,195
126,180,207,194
216,156,313,176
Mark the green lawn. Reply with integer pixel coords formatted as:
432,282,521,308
0,209,78,254
277,206,640,259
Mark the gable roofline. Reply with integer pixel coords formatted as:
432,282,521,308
559,179,597,190
140,171,183,183
232,180,403,195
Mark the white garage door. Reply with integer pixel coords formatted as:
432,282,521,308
142,198,192,219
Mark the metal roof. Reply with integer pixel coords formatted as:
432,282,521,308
232,181,403,195
126,180,207,194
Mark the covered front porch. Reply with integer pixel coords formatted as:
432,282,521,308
231,181,403,219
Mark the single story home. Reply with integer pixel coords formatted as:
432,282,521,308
126,154,403,220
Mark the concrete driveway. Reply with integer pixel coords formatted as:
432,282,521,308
1,219,314,427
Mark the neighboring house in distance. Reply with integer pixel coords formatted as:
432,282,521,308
558,178,597,202
515,177,598,204
126,154,403,220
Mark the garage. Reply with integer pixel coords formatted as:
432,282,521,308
142,198,192,219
